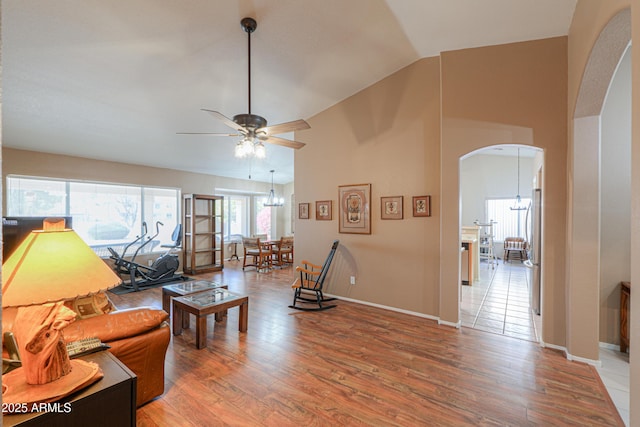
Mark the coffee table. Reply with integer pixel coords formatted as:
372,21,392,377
162,280,228,328
172,289,248,349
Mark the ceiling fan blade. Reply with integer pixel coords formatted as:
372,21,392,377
177,132,240,136
262,135,306,150
258,119,310,136
201,109,245,132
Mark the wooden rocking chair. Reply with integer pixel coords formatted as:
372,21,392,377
289,240,339,311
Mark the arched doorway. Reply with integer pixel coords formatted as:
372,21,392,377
567,7,631,361
459,144,544,342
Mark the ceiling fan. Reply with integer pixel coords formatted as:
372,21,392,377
179,17,310,158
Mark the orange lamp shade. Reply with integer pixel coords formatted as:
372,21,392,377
2,225,121,308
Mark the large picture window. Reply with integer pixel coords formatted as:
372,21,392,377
7,176,180,255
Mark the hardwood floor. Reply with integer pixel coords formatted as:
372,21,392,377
108,262,624,426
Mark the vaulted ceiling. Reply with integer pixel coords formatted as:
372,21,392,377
2,0,576,184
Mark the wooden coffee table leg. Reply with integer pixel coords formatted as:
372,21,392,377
183,312,191,329
196,314,208,349
172,303,183,336
162,291,171,314
239,300,248,332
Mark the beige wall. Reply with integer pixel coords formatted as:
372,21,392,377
440,38,568,340
296,38,567,328
295,57,441,316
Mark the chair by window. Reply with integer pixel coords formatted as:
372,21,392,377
242,237,272,272
503,237,527,263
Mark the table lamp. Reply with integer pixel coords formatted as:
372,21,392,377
2,218,121,404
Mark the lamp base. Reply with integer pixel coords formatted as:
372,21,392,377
2,359,103,412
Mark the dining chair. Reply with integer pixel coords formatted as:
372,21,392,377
274,236,294,267
503,237,527,263
242,237,272,272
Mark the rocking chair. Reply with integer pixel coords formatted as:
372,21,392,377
289,240,339,311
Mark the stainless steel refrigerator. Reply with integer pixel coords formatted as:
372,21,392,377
525,188,542,315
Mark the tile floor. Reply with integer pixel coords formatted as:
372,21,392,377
461,260,538,341
598,348,630,426
461,260,630,426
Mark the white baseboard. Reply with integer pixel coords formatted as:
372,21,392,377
599,341,621,351
438,319,461,328
567,352,601,367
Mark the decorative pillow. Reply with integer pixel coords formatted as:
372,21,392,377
64,292,116,319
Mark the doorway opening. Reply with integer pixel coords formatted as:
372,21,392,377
459,145,543,342
570,8,631,424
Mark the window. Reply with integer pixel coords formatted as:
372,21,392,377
223,195,250,238
218,192,274,241
485,197,531,241
7,176,180,255
254,196,272,239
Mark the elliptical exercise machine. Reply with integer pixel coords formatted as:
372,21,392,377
108,221,183,291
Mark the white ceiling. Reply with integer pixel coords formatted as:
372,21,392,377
1,0,576,184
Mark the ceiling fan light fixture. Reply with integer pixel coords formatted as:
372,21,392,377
235,137,255,158
254,142,266,159
234,141,245,158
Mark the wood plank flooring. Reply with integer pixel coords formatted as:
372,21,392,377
108,262,624,426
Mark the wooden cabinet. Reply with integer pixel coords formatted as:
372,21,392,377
183,194,224,274
620,281,630,353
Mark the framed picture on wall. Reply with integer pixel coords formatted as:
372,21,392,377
298,203,310,219
412,195,431,217
338,183,371,234
381,196,403,220
315,200,332,220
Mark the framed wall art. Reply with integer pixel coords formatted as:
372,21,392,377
338,184,371,234
298,202,310,219
315,200,332,220
381,196,403,220
412,195,431,217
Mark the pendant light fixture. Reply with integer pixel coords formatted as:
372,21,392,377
510,147,527,211
263,170,284,207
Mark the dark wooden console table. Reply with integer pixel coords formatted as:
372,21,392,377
4,351,136,427
620,281,630,353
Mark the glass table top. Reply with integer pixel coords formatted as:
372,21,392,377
183,289,241,307
165,280,225,294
